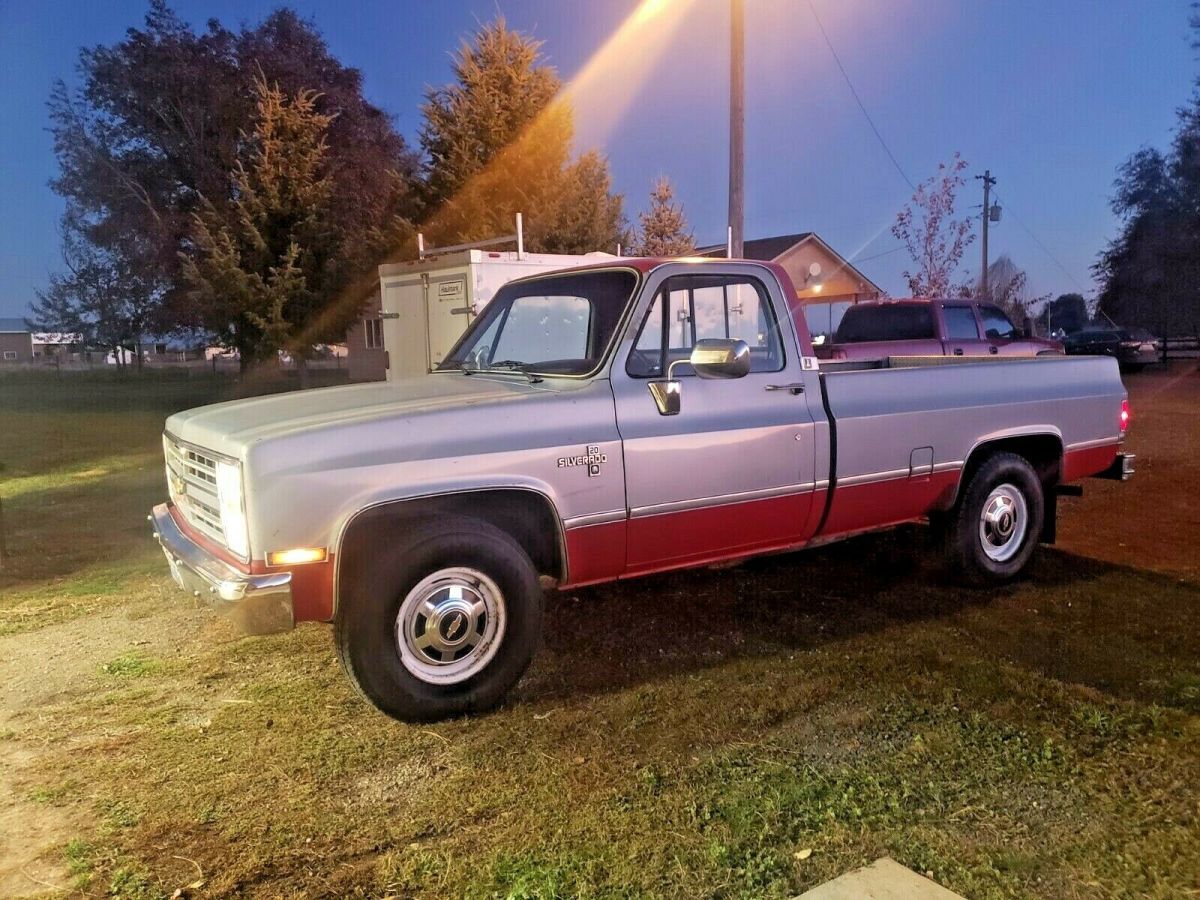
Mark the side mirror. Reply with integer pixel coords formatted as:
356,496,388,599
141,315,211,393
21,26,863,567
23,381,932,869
647,339,751,416
690,338,751,379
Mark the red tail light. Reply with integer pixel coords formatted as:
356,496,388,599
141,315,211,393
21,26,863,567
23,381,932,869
1119,399,1130,433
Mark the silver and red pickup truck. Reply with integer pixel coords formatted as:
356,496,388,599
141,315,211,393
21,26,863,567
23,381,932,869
151,258,1133,721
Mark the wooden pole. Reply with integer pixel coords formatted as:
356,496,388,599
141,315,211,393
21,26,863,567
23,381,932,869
728,0,745,259
0,496,7,572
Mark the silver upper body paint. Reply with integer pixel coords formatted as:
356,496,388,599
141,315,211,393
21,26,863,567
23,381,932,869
163,261,1126,568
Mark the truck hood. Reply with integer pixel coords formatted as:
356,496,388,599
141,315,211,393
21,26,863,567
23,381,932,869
166,373,580,460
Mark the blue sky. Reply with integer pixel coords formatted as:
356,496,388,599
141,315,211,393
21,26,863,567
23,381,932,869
0,0,1194,318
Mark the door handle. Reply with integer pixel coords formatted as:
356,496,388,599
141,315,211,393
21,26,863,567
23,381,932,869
953,348,964,356
765,383,805,395
989,346,999,355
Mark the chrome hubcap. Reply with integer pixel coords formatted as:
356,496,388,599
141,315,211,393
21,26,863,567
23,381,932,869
979,483,1028,563
395,567,506,685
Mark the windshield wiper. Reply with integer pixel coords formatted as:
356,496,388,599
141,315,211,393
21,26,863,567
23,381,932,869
482,360,543,383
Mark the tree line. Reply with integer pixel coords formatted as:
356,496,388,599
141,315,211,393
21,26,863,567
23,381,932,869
1093,4,1200,337
32,3,696,370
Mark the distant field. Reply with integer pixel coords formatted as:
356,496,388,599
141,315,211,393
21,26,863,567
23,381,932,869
0,365,1197,899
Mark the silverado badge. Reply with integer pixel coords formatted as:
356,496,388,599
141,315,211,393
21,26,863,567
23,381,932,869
557,445,607,477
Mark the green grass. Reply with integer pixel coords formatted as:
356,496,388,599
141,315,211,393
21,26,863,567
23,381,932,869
100,652,161,678
3,369,1198,898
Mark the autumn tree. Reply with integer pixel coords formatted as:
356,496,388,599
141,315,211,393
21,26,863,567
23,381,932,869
48,3,418,349
181,76,341,375
631,177,695,256
891,153,976,297
419,18,625,253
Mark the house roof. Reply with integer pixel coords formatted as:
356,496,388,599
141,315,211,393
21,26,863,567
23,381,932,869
0,317,31,334
694,232,882,296
695,232,815,261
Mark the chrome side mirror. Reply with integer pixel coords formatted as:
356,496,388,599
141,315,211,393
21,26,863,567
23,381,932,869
647,339,751,415
690,338,751,379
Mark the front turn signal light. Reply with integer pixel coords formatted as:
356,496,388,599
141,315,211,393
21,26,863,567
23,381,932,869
266,547,328,567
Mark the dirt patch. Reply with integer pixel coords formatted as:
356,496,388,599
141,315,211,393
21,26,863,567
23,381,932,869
0,600,218,897
1056,361,1200,578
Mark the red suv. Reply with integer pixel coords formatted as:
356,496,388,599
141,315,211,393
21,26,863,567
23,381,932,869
817,299,1064,361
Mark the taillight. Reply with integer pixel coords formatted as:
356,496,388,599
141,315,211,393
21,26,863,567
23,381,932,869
1119,399,1130,433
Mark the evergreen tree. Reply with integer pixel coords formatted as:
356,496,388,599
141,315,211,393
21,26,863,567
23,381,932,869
1093,4,1200,335
180,75,340,374
631,177,695,256
419,19,625,253
1043,293,1089,333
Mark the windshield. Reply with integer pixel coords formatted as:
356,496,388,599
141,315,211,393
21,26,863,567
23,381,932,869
440,269,637,376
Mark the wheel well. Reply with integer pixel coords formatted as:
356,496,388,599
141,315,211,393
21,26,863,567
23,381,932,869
335,490,565,615
953,433,1063,507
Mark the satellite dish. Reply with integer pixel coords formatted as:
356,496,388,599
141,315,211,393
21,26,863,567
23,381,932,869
808,262,822,277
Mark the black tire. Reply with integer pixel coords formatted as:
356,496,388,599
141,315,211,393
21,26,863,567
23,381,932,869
334,516,542,722
945,452,1044,585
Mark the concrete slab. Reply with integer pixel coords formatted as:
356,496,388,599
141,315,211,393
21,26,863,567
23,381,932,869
796,857,966,900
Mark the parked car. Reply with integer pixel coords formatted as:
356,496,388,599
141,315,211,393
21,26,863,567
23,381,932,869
816,299,1064,361
1062,326,1160,372
151,259,1132,722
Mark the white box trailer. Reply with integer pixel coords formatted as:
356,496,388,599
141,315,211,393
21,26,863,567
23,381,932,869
377,249,615,380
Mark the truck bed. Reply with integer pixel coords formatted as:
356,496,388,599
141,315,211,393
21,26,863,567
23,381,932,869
812,354,1126,537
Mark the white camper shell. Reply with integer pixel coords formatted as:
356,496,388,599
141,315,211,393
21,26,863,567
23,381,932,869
377,250,616,380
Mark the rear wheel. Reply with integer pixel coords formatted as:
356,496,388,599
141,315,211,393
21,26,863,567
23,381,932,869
335,516,542,722
945,452,1044,584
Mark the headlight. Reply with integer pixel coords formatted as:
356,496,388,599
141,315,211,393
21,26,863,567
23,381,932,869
215,460,249,559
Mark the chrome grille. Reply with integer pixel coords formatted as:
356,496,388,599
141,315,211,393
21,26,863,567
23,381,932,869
164,434,226,547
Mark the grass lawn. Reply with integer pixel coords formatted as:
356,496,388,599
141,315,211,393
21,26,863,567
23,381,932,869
1,366,1198,899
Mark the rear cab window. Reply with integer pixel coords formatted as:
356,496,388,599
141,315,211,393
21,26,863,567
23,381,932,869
834,305,935,343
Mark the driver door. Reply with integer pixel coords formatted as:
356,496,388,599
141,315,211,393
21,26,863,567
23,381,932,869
611,267,818,573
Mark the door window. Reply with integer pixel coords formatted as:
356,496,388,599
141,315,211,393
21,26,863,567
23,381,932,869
627,275,784,376
942,305,981,340
979,305,1018,339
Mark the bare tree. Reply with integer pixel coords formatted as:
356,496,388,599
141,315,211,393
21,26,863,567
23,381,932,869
892,153,976,297
30,209,158,371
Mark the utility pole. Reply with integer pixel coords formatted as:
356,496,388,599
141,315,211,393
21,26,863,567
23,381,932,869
728,0,745,258
975,169,997,297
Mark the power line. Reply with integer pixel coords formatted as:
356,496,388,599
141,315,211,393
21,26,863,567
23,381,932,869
851,244,905,263
993,191,1089,293
806,0,915,192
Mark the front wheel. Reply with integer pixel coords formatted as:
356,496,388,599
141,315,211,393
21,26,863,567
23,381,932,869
945,452,1044,585
334,516,542,722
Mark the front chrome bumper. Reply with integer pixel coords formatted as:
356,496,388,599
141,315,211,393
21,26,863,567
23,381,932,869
149,503,294,634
